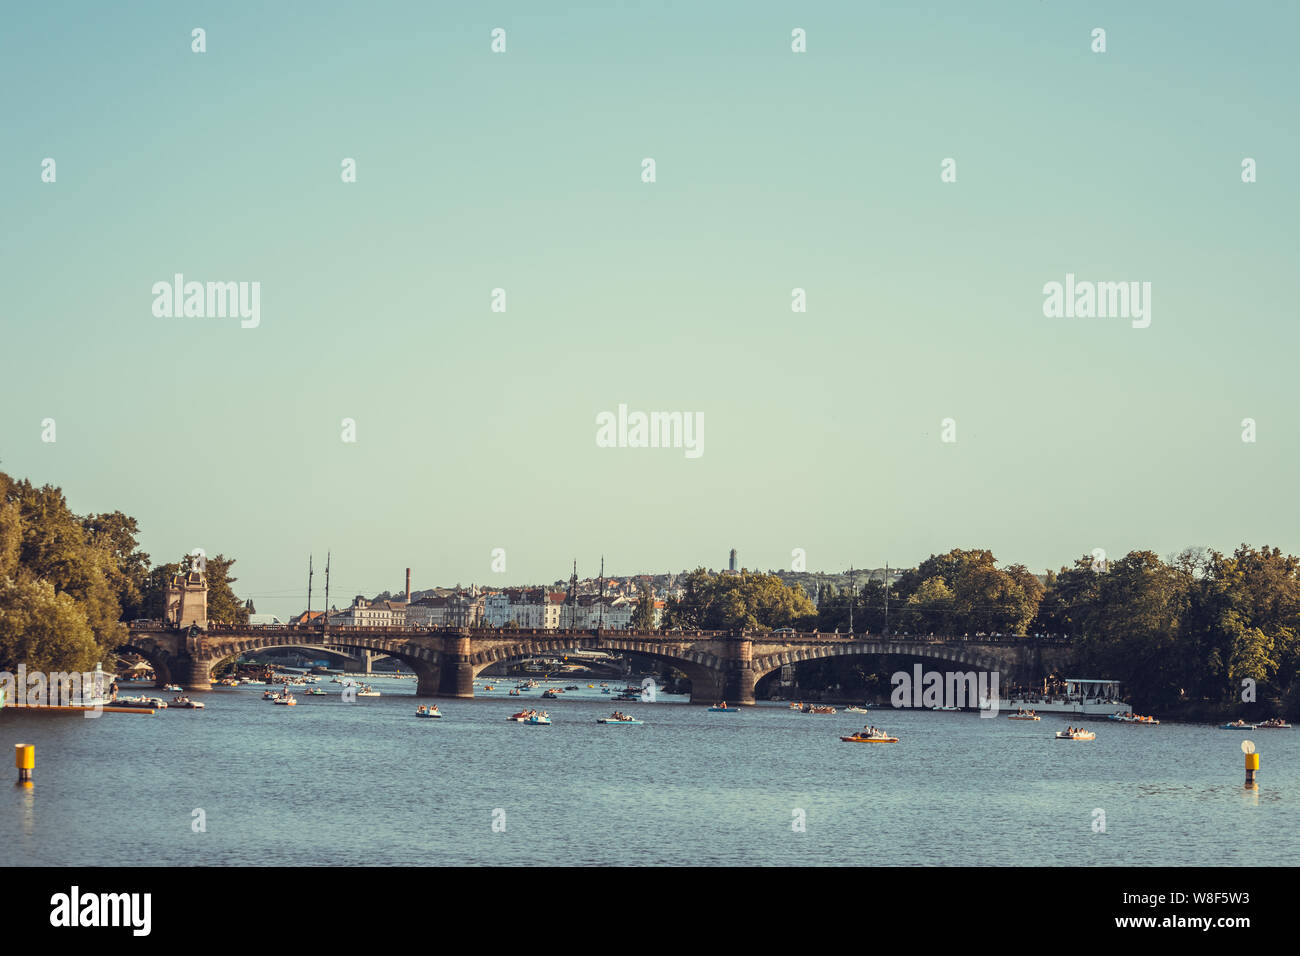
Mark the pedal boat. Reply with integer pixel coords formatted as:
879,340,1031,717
840,731,898,743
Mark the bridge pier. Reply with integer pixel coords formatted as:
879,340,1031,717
436,633,475,699
177,657,214,692
687,635,757,705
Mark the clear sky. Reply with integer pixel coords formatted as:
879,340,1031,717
2,2,1297,618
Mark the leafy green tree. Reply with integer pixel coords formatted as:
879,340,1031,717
660,568,816,630
903,576,955,633
631,589,656,629
0,576,103,674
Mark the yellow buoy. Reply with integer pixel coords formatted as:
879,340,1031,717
15,743,34,784
1242,740,1259,788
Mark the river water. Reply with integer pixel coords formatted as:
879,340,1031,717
2,676,1295,866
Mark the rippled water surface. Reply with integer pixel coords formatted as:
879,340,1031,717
2,678,1295,866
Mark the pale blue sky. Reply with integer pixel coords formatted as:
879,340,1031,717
2,2,1297,617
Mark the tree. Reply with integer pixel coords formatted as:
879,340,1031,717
903,576,955,633
659,568,816,630
631,589,656,629
0,577,102,674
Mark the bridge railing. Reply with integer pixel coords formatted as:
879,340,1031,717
125,622,1073,645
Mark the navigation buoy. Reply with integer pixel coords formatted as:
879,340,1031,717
1242,739,1259,789
14,743,34,786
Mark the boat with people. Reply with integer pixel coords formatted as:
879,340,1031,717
1055,727,1095,740
803,704,836,714
274,693,296,706
845,705,870,714
931,705,960,712
523,712,551,725
541,689,559,699
1220,719,1256,730
1008,709,1040,720
118,695,167,708
789,701,804,710
303,688,326,695
840,725,898,743
416,705,442,718
355,686,380,697
170,697,205,709
1255,718,1292,729
708,702,739,712
164,684,183,692
597,712,643,725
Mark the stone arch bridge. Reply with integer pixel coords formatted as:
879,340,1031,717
121,625,1073,704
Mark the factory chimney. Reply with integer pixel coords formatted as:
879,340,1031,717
406,568,412,603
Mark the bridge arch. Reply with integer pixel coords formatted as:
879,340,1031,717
465,637,731,703
750,641,1010,702
121,632,445,692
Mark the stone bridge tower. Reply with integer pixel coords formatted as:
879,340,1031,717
164,569,208,631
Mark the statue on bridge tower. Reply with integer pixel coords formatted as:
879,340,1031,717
165,569,208,632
